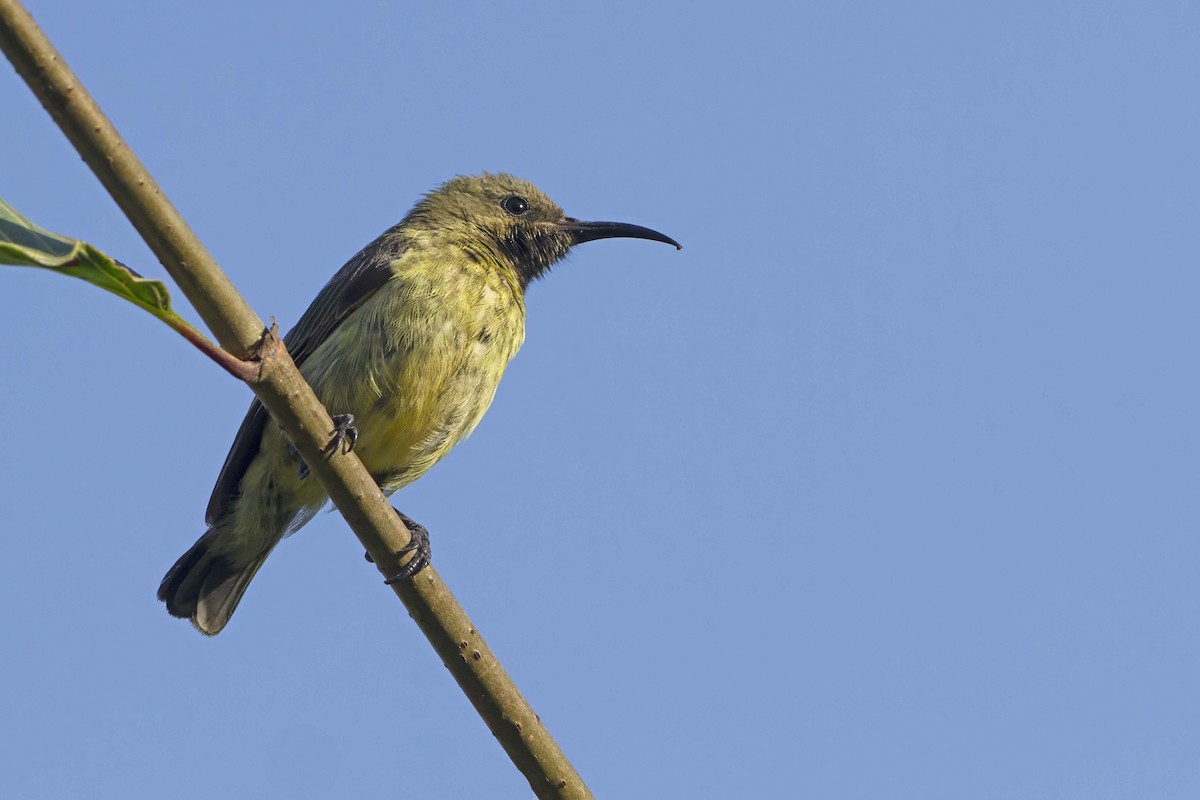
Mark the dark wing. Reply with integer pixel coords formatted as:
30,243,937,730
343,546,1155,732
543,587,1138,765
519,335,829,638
204,230,409,524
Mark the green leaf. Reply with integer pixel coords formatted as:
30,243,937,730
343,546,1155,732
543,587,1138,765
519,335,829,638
0,196,196,332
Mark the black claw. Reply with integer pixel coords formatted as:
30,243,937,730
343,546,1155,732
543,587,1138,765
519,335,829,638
364,551,374,563
322,413,358,458
289,415,354,479
384,510,432,584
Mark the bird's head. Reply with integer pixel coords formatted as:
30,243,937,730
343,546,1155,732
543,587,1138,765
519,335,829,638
406,173,680,287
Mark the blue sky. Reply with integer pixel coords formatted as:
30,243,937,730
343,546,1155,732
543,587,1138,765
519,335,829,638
3,2,1199,798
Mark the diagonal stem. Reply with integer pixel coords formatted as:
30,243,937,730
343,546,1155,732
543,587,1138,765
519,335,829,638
0,2,593,797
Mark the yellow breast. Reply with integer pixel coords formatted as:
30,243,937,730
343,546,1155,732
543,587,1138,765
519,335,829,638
301,251,526,493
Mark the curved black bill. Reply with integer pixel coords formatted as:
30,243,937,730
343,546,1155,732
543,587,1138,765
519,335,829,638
558,218,681,250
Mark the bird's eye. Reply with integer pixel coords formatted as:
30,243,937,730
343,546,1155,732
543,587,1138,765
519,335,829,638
501,196,529,216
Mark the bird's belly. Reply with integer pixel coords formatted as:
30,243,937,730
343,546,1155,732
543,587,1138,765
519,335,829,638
297,263,526,496
353,357,504,491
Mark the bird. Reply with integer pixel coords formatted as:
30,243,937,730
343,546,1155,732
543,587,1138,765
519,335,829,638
158,173,680,635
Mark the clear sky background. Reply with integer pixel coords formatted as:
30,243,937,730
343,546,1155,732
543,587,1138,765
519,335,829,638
2,2,1198,798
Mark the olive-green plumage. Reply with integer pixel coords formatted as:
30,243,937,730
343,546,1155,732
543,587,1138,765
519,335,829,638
158,173,678,635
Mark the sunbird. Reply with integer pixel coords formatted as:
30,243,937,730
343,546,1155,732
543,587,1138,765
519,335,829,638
158,173,680,635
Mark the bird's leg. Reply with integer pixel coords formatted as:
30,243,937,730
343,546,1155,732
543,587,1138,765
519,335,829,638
363,509,433,583
289,413,357,479
386,514,431,582
322,413,359,457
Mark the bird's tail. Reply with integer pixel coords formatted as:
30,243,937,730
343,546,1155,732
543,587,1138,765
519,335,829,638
157,527,270,636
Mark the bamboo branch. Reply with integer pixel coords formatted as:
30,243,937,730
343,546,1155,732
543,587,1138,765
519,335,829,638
0,2,591,797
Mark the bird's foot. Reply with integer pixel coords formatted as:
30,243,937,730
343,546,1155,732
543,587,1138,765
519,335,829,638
383,509,432,583
288,413,356,479
322,413,359,458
